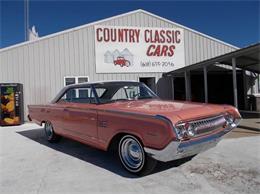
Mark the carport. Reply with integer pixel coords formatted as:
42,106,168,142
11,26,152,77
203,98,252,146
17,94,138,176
164,43,260,109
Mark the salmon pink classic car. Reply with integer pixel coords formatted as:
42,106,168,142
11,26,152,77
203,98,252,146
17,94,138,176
28,81,241,175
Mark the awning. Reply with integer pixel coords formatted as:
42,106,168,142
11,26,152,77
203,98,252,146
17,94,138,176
164,43,260,76
163,43,260,108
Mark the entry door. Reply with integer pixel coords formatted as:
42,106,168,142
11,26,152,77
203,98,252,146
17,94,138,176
139,77,156,92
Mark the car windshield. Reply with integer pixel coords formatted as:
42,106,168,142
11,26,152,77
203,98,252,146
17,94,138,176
93,82,158,104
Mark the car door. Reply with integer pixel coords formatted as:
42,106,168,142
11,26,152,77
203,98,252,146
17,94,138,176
43,103,67,134
57,86,98,141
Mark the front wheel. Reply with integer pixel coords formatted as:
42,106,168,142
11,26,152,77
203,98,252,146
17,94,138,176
44,121,61,143
118,135,157,176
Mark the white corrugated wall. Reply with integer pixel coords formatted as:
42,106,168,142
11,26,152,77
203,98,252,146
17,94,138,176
0,10,237,117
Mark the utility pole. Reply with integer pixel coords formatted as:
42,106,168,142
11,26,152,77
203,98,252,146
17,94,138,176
24,0,29,41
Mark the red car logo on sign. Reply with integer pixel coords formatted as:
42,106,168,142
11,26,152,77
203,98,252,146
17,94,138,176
114,57,130,67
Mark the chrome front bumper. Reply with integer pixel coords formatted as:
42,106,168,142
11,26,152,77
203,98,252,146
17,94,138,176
144,119,241,162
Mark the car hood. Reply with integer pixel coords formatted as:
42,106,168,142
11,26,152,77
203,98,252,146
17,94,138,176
99,99,228,124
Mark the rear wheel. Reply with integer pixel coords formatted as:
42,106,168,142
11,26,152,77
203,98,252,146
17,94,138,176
118,135,157,176
44,121,61,143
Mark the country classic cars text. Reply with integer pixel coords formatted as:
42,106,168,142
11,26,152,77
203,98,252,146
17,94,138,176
96,27,182,57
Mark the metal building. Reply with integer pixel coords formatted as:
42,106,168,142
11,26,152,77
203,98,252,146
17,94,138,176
0,9,238,118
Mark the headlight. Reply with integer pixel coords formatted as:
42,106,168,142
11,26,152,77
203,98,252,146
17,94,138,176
175,122,196,140
224,114,234,125
187,123,195,137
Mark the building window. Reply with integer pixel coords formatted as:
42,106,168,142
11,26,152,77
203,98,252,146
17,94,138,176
64,76,89,98
78,77,89,84
65,77,76,86
64,76,89,86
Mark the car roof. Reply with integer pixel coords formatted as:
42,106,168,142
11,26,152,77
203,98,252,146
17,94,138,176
68,80,139,87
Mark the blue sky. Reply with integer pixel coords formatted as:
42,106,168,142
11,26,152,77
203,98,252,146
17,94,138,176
1,0,259,48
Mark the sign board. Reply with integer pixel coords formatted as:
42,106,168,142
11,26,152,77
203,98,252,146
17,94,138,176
95,25,185,73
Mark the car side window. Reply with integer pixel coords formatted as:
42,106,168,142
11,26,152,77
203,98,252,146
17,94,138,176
112,88,128,100
125,86,140,98
59,87,96,104
95,88,106,98
112,86,142,99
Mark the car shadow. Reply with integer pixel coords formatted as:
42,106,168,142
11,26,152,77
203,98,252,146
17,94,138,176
238,125,260,132
17,128,192,178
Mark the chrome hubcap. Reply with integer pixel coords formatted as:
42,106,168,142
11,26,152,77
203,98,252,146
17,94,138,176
45,122,53,137
120,137,144,171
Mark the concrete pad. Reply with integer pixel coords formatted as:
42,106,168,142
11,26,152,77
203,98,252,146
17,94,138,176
238,117,260,131
0,123,260,193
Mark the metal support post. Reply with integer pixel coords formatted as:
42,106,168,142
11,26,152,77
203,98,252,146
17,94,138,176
203,66,208,103
171,77,175,100
232,58,238,108
185,71,191,101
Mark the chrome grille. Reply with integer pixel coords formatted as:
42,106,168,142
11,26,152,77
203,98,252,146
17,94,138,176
192,115,226,136
177,115,226,137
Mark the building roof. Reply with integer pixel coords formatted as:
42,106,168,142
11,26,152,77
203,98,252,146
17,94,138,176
0,9,239,52
164,43,260,76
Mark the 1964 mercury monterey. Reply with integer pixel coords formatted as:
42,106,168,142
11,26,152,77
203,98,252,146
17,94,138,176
28,81,241,175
